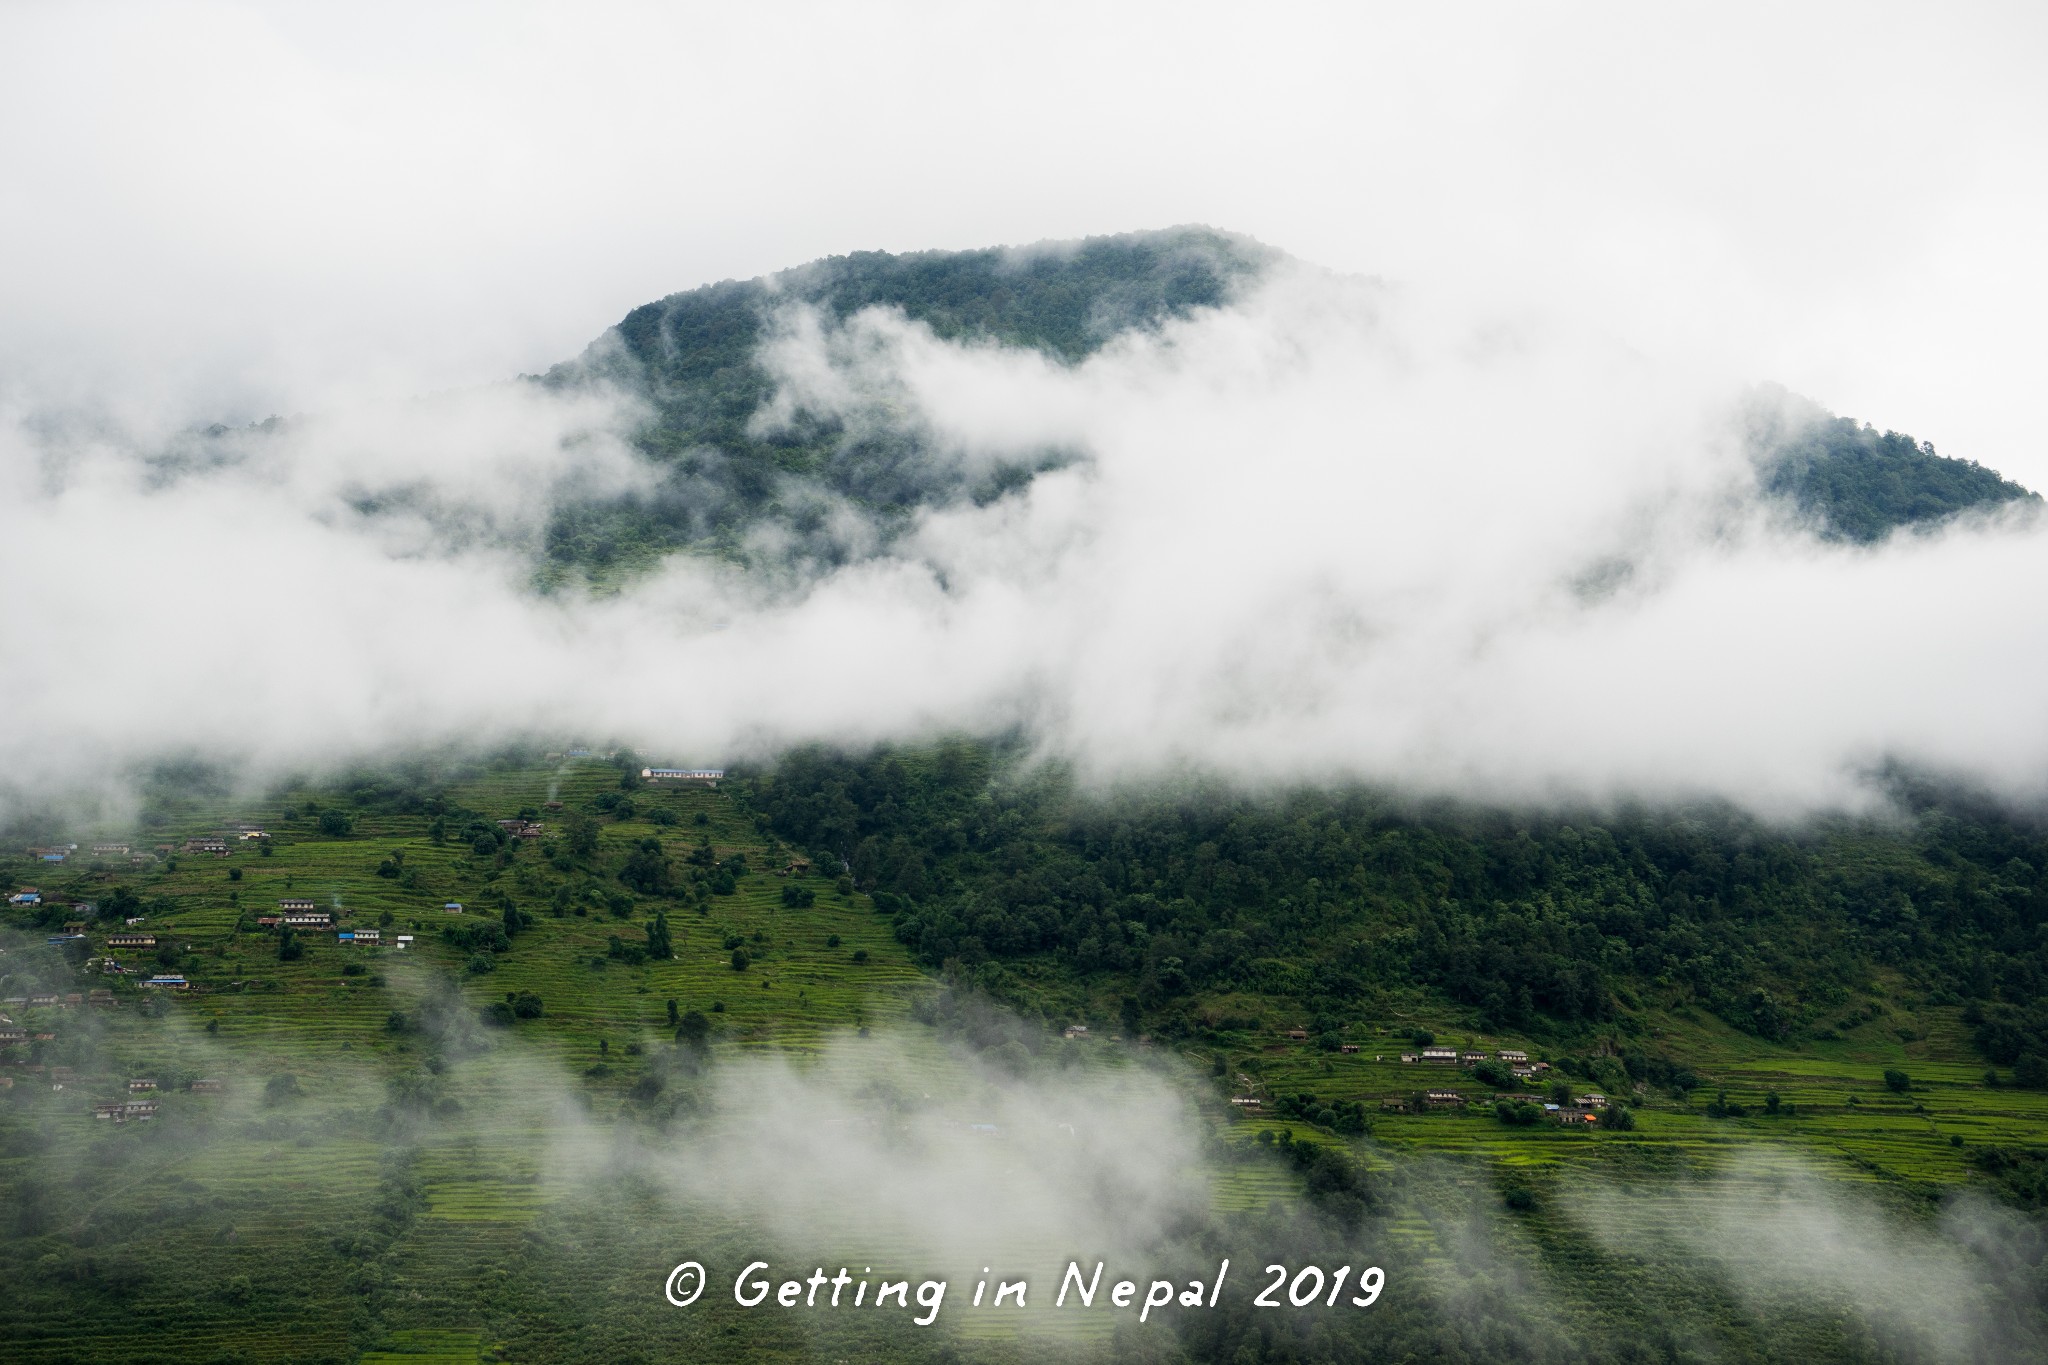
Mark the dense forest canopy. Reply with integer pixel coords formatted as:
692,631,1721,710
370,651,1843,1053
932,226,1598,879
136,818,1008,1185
529,227,1276,577
743,742,2048,1083
1749,388,2039,542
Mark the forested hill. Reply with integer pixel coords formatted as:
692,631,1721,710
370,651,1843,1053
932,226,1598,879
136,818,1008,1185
1749,388,2040,542
744,741,2048,1105
531,226,1274,576
521,229,2035,579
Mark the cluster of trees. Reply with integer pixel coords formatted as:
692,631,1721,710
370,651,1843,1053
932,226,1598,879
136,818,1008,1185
744,741,2048,1075
1753,389,2040,542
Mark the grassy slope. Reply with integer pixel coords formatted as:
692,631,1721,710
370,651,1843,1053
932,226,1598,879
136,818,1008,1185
3,759,2045,1363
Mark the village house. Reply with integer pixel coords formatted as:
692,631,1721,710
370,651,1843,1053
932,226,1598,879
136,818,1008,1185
278,898,316,913
107,933,156,949
185,837,229,855
1398,1052,1418,1063
191,1079,225,1094
1062,1024,1089,1039
1576,1093,1608,1108
1421,1046,1459,1064
28,992,59,1007
256,916,282,928
142,975,189,990
129,1078,158,1091
49,1066,75,1083
91,842,130,855
641,767,726,783
1461,1051,1488,1064
0,1026,27,1045
122,1099,159,1121
1424,1090,1465,1108
395,934,414,949
496,818,545,839
87,989,114,1007
1498,1049,1529,1063
1511,1064,1537,1079
9,888,40,905
1286,1028,1309,1040
1340,1043,1361,1054
282,911,332,928
93,1101,125,1120
443,902,463,913
351,928,380,944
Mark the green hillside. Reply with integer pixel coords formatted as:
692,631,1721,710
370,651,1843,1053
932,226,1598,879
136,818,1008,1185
4,749,2046,1361
1749,387,2040,541
530,226,1274,579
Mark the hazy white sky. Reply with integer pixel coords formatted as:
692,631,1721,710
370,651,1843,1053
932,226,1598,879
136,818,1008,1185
5,2,2048,821
3,1,2045,482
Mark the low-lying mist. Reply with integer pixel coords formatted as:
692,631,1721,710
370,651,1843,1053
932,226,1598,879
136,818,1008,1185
8,986,2043,1362
7,256,2048,823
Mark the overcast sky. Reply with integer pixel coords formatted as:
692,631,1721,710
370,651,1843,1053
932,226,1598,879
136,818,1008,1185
5,2,2048,821
3,1,2046,482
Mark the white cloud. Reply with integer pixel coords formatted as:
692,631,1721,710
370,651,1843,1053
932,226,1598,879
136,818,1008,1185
5,266,2048,819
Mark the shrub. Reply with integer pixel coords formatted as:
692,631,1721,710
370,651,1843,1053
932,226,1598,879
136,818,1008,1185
481,1001,515,1027
730,947,751,971
852,949,868,963
466,953,496,975
512,992,544,1019
826,933,841,948
781,884,815,909
1884,1069,1911,1094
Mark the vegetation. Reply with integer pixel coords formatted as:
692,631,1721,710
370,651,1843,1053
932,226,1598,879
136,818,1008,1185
2,748,2045,1361
1752,387,2040,540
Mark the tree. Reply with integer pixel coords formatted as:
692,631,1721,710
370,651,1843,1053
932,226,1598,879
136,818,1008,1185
781,883,815,908
620,839,673,896
317,809,353,837
278,928,303,962
1602,1104,1636,1131
565,814,599,859
730,947,750,972
666,998,680,1027
646,911,674,961
1884,1069,1911,1094
676,1009,711,1049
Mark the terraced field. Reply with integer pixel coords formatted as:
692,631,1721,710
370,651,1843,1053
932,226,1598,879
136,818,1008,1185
2,756,2044,1361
